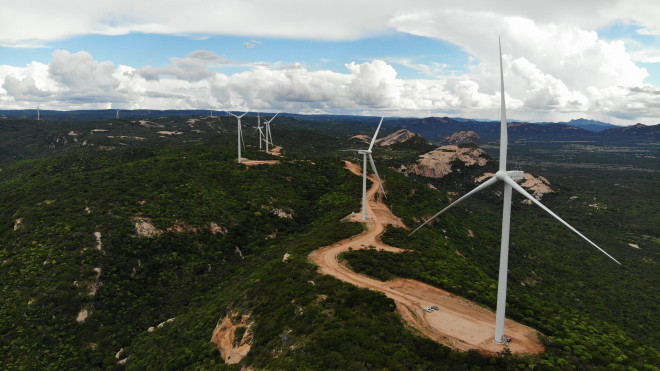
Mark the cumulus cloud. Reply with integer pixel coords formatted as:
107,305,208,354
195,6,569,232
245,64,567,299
138,50,233,81
2,46,658,124
1,49,508,114
49,50,122,102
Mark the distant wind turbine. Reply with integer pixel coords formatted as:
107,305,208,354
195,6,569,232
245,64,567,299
353,117,387,221
226,109,251,163
115,109,121,119
263,112,279,153
409,39,620,345
36,104,40,120
256,113,266,150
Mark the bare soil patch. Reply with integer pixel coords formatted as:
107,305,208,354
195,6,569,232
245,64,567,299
241,158,280,166
309,161,544,355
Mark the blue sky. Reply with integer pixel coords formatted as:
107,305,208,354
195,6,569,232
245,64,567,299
1,0,659,125
2,33,472,79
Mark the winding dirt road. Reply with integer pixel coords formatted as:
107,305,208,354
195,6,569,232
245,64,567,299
309,161,544,355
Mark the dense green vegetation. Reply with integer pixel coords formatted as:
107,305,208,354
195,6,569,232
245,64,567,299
1,114,658,369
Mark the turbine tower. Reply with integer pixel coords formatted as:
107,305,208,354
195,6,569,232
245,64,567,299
36,104,40,120
356,117,387,221
263,112,279,153
226,109,251,163
410,39,620,345
115,109,121,119
256,113,266,150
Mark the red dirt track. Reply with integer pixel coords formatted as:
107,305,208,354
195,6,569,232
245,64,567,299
308,161,544,355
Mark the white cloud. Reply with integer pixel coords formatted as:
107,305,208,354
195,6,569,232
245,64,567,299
0,2,659,124
138,50,232,81
3,1,657,46
2,48,658,124
243,40,262,48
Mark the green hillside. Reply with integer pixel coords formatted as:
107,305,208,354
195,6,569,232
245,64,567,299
1,115,658,369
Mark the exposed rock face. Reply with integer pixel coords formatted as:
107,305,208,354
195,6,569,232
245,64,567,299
400,145,488,178
520,173,553,201
474,172,553,201
350,134,371,144
211,314,253,365
376,129,418,146
445,130,481,145
133,217,163,238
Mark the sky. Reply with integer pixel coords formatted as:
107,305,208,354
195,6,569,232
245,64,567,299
1,1,659,126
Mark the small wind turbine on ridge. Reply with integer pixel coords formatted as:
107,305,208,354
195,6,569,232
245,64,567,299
256,113,266,150
409,39,620,345
226,109,251,163
263,112,279,154
353,117,387,221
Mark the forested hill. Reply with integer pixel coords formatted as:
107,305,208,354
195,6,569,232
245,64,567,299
0,113,658,369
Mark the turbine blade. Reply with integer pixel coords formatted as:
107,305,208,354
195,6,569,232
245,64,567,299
501,176,621,265
368,117,384,151
499,38,508,172
225,110,238,118
410,176,500,236
368,154,387,198
238,109,251,118
268,112,280,123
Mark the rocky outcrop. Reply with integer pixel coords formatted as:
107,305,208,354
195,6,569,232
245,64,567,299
520,173,553,201
211,313,253,365
445,130,481,145
350,134,371,144
475,172,554,201
376,129,418,146
399,145,488,178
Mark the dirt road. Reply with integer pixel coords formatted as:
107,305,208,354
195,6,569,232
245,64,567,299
309,161,544,355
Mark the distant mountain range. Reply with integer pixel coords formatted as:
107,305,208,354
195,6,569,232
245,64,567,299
1,110,657,145
390,117,659,145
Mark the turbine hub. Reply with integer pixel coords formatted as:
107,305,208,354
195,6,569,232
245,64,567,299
495,170,509,181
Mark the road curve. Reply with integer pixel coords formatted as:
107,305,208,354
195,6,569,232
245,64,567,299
309,161,544,355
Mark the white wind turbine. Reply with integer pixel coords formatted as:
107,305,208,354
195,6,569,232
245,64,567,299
263,112,279,153
355,117,387,221
115,109,121,119
226,109,251,163
36,104,40,120
410,40,620,345
256,113,266,150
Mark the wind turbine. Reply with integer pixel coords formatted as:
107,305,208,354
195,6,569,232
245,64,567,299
36,104,40,120
410,39,620,345
256,113,266,150
263,112,279,153
115,109,121,119
355,117,387,221
226,109,251,163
